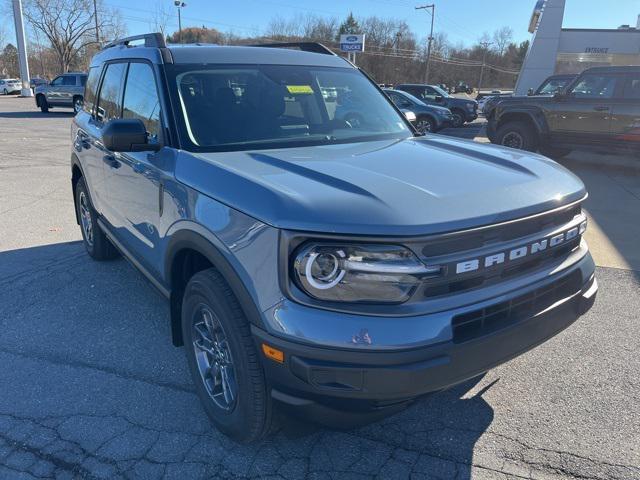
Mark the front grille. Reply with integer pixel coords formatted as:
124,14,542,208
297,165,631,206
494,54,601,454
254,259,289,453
451,270,582,343
420,204,581,258
421,236,581,298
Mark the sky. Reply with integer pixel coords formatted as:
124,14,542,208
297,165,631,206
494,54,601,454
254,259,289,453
3,0,640,48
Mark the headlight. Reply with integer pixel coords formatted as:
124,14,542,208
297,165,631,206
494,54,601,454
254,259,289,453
293,244,441,304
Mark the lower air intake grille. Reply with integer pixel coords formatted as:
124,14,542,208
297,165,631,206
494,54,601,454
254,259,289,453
451,271,582,344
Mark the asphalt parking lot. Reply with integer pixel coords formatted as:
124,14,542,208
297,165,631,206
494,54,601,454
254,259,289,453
0,96,639,479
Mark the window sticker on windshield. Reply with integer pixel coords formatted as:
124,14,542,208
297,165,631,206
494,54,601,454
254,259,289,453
286,85,314,94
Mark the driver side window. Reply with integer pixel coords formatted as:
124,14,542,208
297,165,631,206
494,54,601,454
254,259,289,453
570,75,617,99
50,76,63,86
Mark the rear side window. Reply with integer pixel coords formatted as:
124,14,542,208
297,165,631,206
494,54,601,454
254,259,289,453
623,76,640,99
62,76,75,86
96,63,126,123
83,67,101,115
122,63,161,143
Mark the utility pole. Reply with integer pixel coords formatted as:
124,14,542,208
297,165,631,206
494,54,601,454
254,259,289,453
415,4,435,84
11,0,32,97
478,41,492,90
174,1,187,43
93,0,100,44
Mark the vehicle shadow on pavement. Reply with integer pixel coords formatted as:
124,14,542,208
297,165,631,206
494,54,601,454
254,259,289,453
0,110,74,119
0,240,495,478
553,155,640,280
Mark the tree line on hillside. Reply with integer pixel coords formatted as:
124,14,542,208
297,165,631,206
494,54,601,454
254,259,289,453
0,1,528,89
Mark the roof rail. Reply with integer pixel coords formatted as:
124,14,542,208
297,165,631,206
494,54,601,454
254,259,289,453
103,32,166,50
249,42,336,56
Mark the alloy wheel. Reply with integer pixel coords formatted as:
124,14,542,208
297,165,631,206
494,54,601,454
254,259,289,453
79,191,93,247
192,305,238,411
416,119,433,133
501,131,524,149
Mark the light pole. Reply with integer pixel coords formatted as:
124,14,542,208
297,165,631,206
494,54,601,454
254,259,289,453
478,41,492,90
174,1,186,43
93,0,100,44
415,4,435,84
11,0,32,97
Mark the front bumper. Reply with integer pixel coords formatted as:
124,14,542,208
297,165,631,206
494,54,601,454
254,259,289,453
253,257,597,426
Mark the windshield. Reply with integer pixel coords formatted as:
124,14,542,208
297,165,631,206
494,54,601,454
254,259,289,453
536,77,572,95
168,64,411,152
431,85,450,97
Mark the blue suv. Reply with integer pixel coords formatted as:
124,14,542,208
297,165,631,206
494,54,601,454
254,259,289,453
71,34,597,443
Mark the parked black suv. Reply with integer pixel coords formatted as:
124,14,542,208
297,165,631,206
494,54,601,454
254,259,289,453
396,83,478,127
488,66,640,156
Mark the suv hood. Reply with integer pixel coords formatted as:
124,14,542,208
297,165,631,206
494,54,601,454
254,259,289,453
177,136,586,236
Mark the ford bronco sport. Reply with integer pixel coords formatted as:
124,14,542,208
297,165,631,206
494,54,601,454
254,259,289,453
71,33,597,443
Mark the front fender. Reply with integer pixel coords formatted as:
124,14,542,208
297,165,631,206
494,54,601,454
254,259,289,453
496,106,550,135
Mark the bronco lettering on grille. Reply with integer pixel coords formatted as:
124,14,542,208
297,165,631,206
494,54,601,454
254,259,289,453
455,220,586,274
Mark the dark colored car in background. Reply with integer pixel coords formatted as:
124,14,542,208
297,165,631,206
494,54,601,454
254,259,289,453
487,66,640,157
384,88,454,133
454,82,473,94
396,83,478,127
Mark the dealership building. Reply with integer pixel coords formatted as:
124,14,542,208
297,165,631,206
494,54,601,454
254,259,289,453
515,0,640,94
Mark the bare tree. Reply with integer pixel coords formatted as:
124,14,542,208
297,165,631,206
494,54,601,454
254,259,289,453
151,2,173,38
492,26,513,56
23,0,125,73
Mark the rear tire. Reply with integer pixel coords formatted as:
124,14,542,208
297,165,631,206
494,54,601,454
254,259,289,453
182,269,274,444
495,121,539,151
74,177,118,260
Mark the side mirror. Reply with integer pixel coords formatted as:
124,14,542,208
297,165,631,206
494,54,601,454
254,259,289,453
435,95,444,102
101,119,160,152
527,88,534,96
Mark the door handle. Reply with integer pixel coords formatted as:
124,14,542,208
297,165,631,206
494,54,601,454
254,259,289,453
103,154,121,169
593,106,610,111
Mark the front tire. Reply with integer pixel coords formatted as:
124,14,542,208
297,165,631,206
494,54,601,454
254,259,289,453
415,116,435,134
37,95,49,113
451,109,465,128
73,96,83,114
495,121,539,151
74,177,118,260
182,269,273,444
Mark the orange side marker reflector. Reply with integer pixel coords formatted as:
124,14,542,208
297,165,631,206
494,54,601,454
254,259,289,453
262,344,284,363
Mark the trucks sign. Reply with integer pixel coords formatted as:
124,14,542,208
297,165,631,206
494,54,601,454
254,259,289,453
340,34,365,52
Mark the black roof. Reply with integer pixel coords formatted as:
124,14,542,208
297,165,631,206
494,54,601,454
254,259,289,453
92,33,350,69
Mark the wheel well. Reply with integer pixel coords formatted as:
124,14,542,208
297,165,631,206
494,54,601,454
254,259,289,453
497,112,537,132
169,248,215,346
71,164,82,224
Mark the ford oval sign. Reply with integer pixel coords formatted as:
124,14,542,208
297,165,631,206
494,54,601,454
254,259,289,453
340,34,365,52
